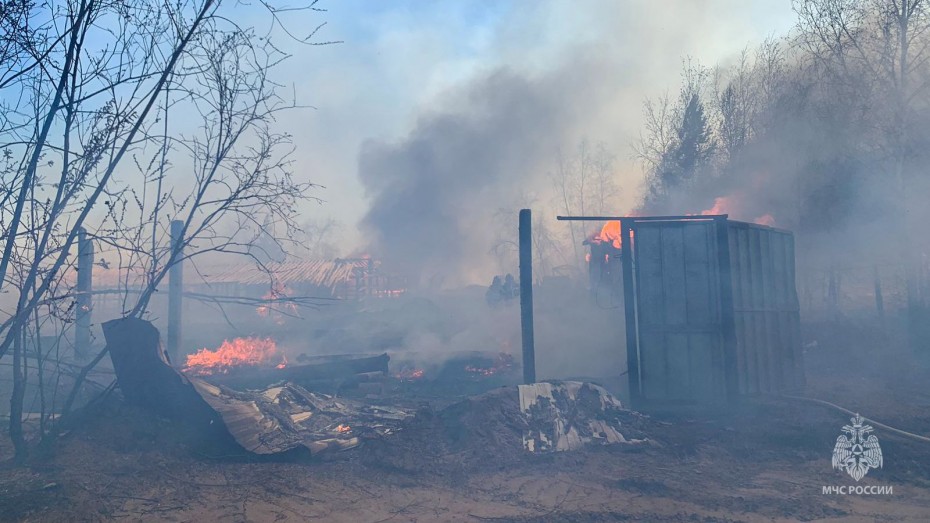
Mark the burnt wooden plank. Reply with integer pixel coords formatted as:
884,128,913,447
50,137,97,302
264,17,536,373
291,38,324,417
200,353,390,391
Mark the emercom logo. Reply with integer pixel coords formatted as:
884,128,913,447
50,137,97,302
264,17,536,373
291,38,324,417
822,485,893,495
832,414,883,481
821,413,893,496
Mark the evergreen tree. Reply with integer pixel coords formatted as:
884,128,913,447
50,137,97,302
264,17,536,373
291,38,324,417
647,92,714,206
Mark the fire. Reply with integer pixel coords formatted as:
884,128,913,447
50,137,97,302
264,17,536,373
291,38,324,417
335,424,351,433
700,196,776,226
183,337,286,375
395,368,425,381
700,196,731,216
464,352,515,378
589,220,622,249
256,281,298,323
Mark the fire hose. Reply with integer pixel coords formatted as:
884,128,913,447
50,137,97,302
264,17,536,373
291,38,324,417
778,394,930,444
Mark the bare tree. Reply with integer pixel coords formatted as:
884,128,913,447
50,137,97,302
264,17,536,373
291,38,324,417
0,0,224,460
794,0,930,339
0,0,334,461
551,139,620,267
634,91,678,175
638,60,715,210
490,196,571,284
713,48,757,161
302,217,343,259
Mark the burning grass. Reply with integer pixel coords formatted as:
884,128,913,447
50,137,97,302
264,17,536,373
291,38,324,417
464,352,514,377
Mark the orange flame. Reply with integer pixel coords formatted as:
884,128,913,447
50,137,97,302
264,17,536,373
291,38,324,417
336,424,351,433
700,196,731,216
590,221,622,249
256,281,298,322
183,337,286,375
700,196,776,226
464,352,515,378
395,368,425,381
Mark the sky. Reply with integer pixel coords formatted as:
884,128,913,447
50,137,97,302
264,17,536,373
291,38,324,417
274,0,798,251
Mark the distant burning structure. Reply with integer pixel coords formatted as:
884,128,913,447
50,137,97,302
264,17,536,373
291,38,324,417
584,221,623,302
192,258,407,302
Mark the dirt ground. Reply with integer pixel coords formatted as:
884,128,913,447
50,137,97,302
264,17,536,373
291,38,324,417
2,318,930,522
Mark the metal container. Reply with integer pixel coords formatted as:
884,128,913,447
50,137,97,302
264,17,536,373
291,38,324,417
617,215,803,406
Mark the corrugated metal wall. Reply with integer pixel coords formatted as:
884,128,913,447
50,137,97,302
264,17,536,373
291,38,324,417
632,220,728,403
625,216,803,406
727,222,804,394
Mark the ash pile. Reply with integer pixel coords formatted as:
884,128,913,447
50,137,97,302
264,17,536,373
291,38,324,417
365,382,650,474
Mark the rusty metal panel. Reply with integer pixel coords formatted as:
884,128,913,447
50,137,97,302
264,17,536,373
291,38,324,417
631,220,727,403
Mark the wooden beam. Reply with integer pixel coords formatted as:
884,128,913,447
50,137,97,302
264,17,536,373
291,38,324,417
519,209,536,385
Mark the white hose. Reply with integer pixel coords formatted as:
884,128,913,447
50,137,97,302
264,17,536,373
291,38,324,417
779,394,930,444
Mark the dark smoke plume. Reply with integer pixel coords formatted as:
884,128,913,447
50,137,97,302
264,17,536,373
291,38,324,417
357,64,603,286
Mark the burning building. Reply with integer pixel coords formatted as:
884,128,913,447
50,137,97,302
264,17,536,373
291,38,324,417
196,258,406,301
584,220,624,304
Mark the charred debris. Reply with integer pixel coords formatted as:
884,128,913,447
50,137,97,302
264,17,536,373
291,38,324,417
75,210,804,464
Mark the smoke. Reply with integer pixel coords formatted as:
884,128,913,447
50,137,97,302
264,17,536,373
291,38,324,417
335,1,801,287
357,63,608,286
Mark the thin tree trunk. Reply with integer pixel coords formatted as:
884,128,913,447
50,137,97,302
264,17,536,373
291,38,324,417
0,0,216,360
9,324,27,461
0,0,90,293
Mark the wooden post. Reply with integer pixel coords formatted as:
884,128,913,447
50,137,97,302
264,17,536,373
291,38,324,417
827,266,839,319
167,220,183,365
519,209,536,384
76,228,93,358
873,265,884,320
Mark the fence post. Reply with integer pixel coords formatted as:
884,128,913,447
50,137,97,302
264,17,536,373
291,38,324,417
827,265,839,319
75,228,93,358
873,265,884,321
519,209,536,384
167,220,184,365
